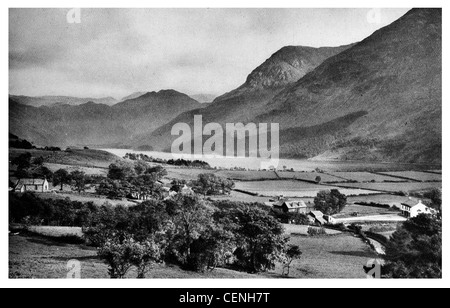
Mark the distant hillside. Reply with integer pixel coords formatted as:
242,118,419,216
120,92,147,102
10,95,118,107
143,44,354,150
145,9,441,164
10,90,202,148
256,8,441,163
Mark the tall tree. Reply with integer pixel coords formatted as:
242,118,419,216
314,189,347,215
53,169,71,190
383,214,441,278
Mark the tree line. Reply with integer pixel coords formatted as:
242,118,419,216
9,192,300,278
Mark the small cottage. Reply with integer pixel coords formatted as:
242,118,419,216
14,178,50,193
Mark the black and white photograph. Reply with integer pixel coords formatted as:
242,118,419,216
4,2,446,287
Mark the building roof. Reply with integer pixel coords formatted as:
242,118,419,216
401,198,422,208
18,179,47,185
274,200,311,209
316,217,327,225
309,211,324,218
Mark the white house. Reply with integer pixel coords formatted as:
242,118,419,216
400,198,436,218
14,178,49,193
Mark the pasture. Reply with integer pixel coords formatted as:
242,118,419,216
44,163,108,176
283,224,342,236
9,234,258,279
276,234,378,278
10,148,119,169
234,180,382,198
347,194,409,207
36,192,136,207
377,171,442,182
9,232,377,279
333,182,442,193
165,167,217,181
325,172,406,183
336,204,396,218
215,170,279,181
276,172,345,183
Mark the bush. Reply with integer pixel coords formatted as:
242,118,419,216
324,222,346,231
307,226,327,236
365,231,389,246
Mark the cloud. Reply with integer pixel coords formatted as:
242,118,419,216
9,8,411,98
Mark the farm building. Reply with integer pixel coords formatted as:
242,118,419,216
400,198,436,218
323,214,336,224
273,199,314,214
13,178,50,193
308,211,327,225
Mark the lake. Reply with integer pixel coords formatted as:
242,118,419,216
100,148,439,172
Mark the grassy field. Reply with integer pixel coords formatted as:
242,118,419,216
377,171,442,182
347,194,410,207
325,172,406,183
276,172,345,183
215,170,279,181
283,224,342,236
25,226,83,238
165,167,217,181
36,192,136,207
44,163,108,176
336,204,396,218
234,180,382,198
9,231,377,279
9,234,262,279
332,182,442,193
275,234,379,278
10,148,120,168
210,191,272,204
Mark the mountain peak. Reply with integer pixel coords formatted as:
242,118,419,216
243,44,355,90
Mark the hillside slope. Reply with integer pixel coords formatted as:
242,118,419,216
9,90,201,148
257,8,441,163
147,9,441,164
10,95,118,107
142,44,354,150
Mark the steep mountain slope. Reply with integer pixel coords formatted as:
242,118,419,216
10,95,118,107
256,8,441,163
146,8,441,164
9,90,201,147
142,44,354,149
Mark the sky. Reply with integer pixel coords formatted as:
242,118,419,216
9,8,410,99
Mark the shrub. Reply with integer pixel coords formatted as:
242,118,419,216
307,226,327,236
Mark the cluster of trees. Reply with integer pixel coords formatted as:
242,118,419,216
314,189,347,215
11,153,55,180
10,192,300,278
191,173,234,196
382,214,441,278
95,161,168,200
124,153,211,169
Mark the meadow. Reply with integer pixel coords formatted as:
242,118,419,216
274,234,378,278
324,172,407,183
234,180,382,198
332,182,442,193
377,171,442,182
276,171,346,183
9,231,376,279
